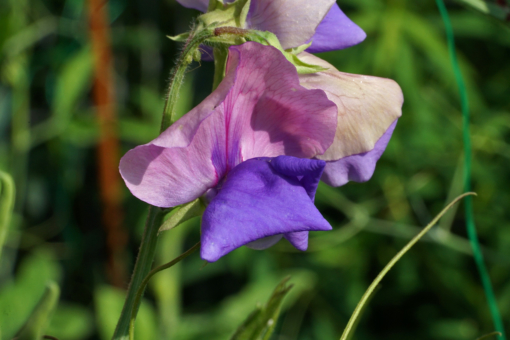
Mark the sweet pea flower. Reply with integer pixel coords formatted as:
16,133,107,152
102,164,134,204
120,42,403,262
120,42,338,262
177,0,366,52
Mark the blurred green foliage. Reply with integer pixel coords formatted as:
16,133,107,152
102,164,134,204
0,0,509,339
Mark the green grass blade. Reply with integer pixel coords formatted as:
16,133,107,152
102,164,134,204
339,192,476,340
435,1,506,338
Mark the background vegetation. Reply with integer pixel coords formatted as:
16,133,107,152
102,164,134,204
1,0,509,339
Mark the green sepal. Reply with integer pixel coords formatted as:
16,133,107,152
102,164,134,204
245,31,328,74
16,282,60,340
159,198,205,233
230,277,293,340
198,0,251,31
167,32,190,42
286,41,313,55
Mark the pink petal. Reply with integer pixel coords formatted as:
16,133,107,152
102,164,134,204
247,0,336,49
220,42,338,163
120,43,337,207
298,53,403,161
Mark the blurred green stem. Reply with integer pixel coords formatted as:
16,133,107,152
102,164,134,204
212,46,228,91
0,171,15,261
112,206,164,340
435,1,506,339
16,282,60,340
8,0,30,213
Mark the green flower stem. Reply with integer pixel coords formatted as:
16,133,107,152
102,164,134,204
112,206,165,340
161,28,214,130
128,242,200,340
435,1,506,339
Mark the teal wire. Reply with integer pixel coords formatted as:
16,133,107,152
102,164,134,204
435,1,506,338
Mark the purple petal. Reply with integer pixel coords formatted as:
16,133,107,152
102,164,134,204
270,156,325,201
120,43,337,208
247,0,336,49
175,0,209,12
298,53,403,161
201,156,331,262
283,231,309,251
246,235,283,250
307,4,366,53
321,120,398,187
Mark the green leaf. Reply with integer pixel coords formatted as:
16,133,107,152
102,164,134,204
16,281,60,340
230,276,293,340
159,199,204,232
0,170,15,261
31,46,93,146
47,303,95,340
454,0,510,22
0,249,62,339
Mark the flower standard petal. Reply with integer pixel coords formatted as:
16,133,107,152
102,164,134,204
307,4,367,53
298,52,403,162
221,43,337,163
201,157,331,262
120,42,337,208
246,0,336,49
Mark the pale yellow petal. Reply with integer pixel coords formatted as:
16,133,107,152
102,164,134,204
298,53,403,161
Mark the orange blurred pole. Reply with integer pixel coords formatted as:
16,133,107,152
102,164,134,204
88,0,127,287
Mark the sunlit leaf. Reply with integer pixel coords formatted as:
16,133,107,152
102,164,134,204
159,199,204,232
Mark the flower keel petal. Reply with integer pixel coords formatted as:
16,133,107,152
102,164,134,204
321,120,398,187
201,157,331,262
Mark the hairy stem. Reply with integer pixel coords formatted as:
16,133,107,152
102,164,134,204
161,28,214,130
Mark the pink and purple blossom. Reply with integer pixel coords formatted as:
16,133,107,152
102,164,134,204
120,42,403,262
